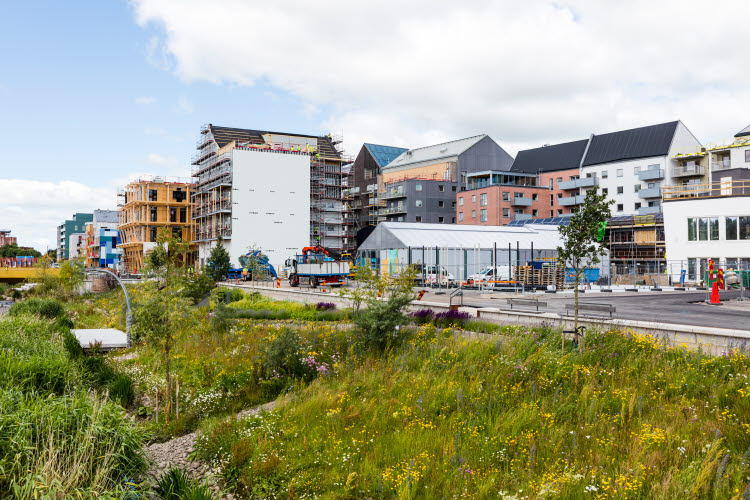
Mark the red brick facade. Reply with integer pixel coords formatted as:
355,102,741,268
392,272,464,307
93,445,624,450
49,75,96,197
456,168,579,226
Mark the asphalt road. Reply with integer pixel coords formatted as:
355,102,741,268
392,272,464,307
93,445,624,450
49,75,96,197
451,289,750,331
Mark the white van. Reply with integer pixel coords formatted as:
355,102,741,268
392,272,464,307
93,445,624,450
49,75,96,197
418,265,455,285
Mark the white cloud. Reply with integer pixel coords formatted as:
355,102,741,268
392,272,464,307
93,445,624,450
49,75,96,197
0,179,116,252
132,0,750,155
175,96,193,115
135,96,157,105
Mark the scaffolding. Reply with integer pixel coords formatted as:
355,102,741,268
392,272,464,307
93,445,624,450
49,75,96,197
606,214,666,285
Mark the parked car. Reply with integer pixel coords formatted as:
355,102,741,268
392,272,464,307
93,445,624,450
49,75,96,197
467,266,510,284
417,265,455,286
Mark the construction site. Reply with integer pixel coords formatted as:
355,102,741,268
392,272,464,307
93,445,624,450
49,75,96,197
117,176,196,274
191,124,355,271
604,214,667,285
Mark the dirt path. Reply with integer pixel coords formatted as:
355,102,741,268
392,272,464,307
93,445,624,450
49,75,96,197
145,401,277,499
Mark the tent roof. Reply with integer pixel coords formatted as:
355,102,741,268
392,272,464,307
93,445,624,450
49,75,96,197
358,222,563,251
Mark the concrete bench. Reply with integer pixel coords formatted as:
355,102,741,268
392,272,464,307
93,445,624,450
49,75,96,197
565,302,616,318
506,297,546,312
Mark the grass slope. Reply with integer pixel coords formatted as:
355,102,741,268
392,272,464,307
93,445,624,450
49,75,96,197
196,325,750,499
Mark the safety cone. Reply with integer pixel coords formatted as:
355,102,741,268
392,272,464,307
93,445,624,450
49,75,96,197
710,280,720,304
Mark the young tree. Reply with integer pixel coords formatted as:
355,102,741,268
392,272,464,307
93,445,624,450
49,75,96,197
205,236,231,282
58,256,86,296
144,227,190,417
557,189,613,350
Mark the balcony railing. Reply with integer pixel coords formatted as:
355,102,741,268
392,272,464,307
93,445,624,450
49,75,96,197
382,191,407,199
514,213,532,221
713,158,732,169
638,186,662,199
672,165,705,178
559,194,585,206
663,179,750,200
380,206,407,215
558,177,599,190
510,196,532,207
638,169,664,181
638,206,661,215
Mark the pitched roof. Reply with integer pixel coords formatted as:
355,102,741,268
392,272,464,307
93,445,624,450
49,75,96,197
207,125,339,158
364,143,409,168
383,135,487,170
735,124,750,138
510,139,589,173
93,209,118,224
582,121,678,167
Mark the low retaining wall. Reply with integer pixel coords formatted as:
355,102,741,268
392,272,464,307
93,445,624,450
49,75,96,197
220,283,748,355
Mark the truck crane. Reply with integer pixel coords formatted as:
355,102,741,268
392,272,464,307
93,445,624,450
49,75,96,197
286,246,349,287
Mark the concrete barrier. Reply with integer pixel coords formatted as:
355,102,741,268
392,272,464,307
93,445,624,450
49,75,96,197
220,282,749,355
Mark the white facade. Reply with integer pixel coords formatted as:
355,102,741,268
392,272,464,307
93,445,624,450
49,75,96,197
581,121,702,215
68,232,86,258
663,196,750,283
198,149,310,271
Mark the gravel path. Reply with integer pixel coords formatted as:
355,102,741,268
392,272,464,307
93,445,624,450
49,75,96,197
145,401,277,499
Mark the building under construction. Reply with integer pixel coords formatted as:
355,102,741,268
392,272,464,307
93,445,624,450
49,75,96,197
117,176,196,273
604,214,666,285
192,125,354,270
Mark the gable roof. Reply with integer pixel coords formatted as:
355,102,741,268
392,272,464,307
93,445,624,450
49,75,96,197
735,124,750,138
582,121,678,167
364,143,409,168
510,139,589,174
93,209,118,224
383,135,487,170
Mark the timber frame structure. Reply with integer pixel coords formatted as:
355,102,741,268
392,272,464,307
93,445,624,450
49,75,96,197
117,176,196,273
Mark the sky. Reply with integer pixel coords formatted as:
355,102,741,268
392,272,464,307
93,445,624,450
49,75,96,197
1,0,749,251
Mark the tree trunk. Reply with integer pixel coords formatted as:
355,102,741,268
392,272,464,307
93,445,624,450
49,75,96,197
574,262,581,350
164,254,171,418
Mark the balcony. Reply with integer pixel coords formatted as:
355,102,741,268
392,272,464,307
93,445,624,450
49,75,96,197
510,196,532,207
672,165,705,178
638,206,661,216
559,194,585,206
380,206,407,216
514,213,532,221
714,158,732,170
558,177,599,190
638,186,662,199
382,190,407,199
638,168,664,181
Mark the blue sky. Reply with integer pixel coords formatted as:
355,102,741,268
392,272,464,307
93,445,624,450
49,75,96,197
2,0,749,250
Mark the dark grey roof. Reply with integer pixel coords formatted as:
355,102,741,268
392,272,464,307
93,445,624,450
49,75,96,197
510,139,589,173
207,124,339,158
582,121,678,167
735,124,750,138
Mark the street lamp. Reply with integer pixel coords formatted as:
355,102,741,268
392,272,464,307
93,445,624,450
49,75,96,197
86,268,132,346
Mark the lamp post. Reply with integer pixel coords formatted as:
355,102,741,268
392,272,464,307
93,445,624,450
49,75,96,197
87,268,132,346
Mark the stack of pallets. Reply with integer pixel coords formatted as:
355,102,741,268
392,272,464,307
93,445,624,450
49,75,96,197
515,265,564,288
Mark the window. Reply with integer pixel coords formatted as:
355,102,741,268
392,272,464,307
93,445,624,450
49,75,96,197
698,217,708,240
149,189,158,201
170,208,177,223
458,197,463,206
438,201,444,208
601,170,608,179
480,193,488,206
617,186,624,194
452,186,457,192
549,195,554,207
172,188,186,202
556,177,562,185
172,227,182,239
364,169,373,179
438,216,445,223
180,207,186,223
502,192,509,201
532,194,538,201
617,203,623,212
415,183,422,191
634,166,640,174
458,212,463,222
416,200,423,207
416,216,422,222
452,201,456,208
472,210,476,218
616,169,623,177
550,210,554,217
687,218,697,241
727,258,738,270
634,185,640,192
708,218,719,240
452,217,455,223
549,179,553,189
746,150,750,163
503,208,510,217
634,202,641,210
557,193,562,198
602,188,609,195
397,216,404,222
150,207,158,222
688,258,696,281
557,209,563,215
471,195,476,202
150,226,157,242
532,209,538,217
740,216,750,240
726,216,738,240
480,209,487,222
438,185,445,192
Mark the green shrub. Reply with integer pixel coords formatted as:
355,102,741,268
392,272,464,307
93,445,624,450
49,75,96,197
8,297,66,320
154,467,215,500
183,271,215,304
261,328,310,381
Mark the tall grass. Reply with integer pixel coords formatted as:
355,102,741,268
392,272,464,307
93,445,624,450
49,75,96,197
195,325,750,498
